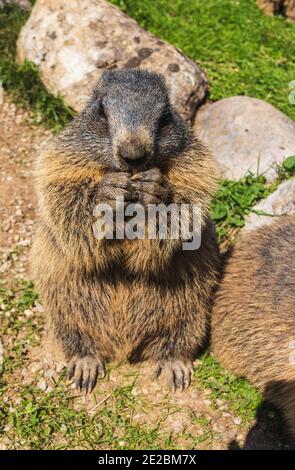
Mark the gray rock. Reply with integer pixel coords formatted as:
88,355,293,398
194,97,295,181
16,0,208,120
243,178,295,232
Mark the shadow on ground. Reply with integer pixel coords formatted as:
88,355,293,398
229,383,295,450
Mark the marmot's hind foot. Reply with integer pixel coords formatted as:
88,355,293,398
155,359,194,392
67,356,106,394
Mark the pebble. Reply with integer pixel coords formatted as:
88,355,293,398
227,430,237,441
44,369,55,379
37,378,47,391
55,362,65,373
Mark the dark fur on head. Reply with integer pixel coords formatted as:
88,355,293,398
62,69,189,171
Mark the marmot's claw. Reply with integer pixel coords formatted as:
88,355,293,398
130,168,162,183
155,359,194,392
67,356,105,394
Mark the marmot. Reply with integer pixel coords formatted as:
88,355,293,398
31,70,220,392
211,216,295,438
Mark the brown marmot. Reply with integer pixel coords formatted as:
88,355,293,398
31,69,220,393
212,216,295,438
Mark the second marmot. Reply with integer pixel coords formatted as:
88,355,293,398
212,216,295,438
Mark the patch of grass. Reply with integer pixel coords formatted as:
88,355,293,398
111,0,295,121
275,155,295,181
211,155,295,243
0,279,38,317
0,279,41,376
211,173,275,242
195,354,262,423
0,5,75,132
1,380,162,450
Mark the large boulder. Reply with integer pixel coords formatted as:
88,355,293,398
16,0,208,120
194,96,295,181
243,178,295,232
257,1,295,21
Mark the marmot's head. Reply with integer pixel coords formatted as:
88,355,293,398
76,69,190,171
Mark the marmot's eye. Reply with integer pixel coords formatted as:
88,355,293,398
97,100,106,120
157,110,173,132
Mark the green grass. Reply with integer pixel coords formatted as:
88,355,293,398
195,354,262,423
211,174,274,242
211,157,295,243
2,381,162,450
0,5,75,132
0,279,41,375
110,0,295,121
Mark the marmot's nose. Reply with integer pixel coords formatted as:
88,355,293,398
118,144,148,167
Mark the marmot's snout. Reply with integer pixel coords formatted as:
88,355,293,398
118,141,149,167
114,127,154,170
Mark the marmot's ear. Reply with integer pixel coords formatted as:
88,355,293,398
91,85,101,102
92,70,114,100
155,72,167,86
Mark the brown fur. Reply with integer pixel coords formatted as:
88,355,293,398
211,216,295,438
30,70,220,391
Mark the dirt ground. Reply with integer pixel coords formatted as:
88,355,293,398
0,92,290,450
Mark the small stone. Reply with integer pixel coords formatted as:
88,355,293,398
30,362,43,373
17,239,30,247
44,369,55,379
55,362,65,373
35,302,45,313
243,178,295,232
227,430,237,441
37,378,47,391
171,420,185,433
234,417,242,425
24,309,33,318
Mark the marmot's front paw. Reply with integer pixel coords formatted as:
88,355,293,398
155,359,194,392
67,356,105,393
131,168,170,205
96,171,135,208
